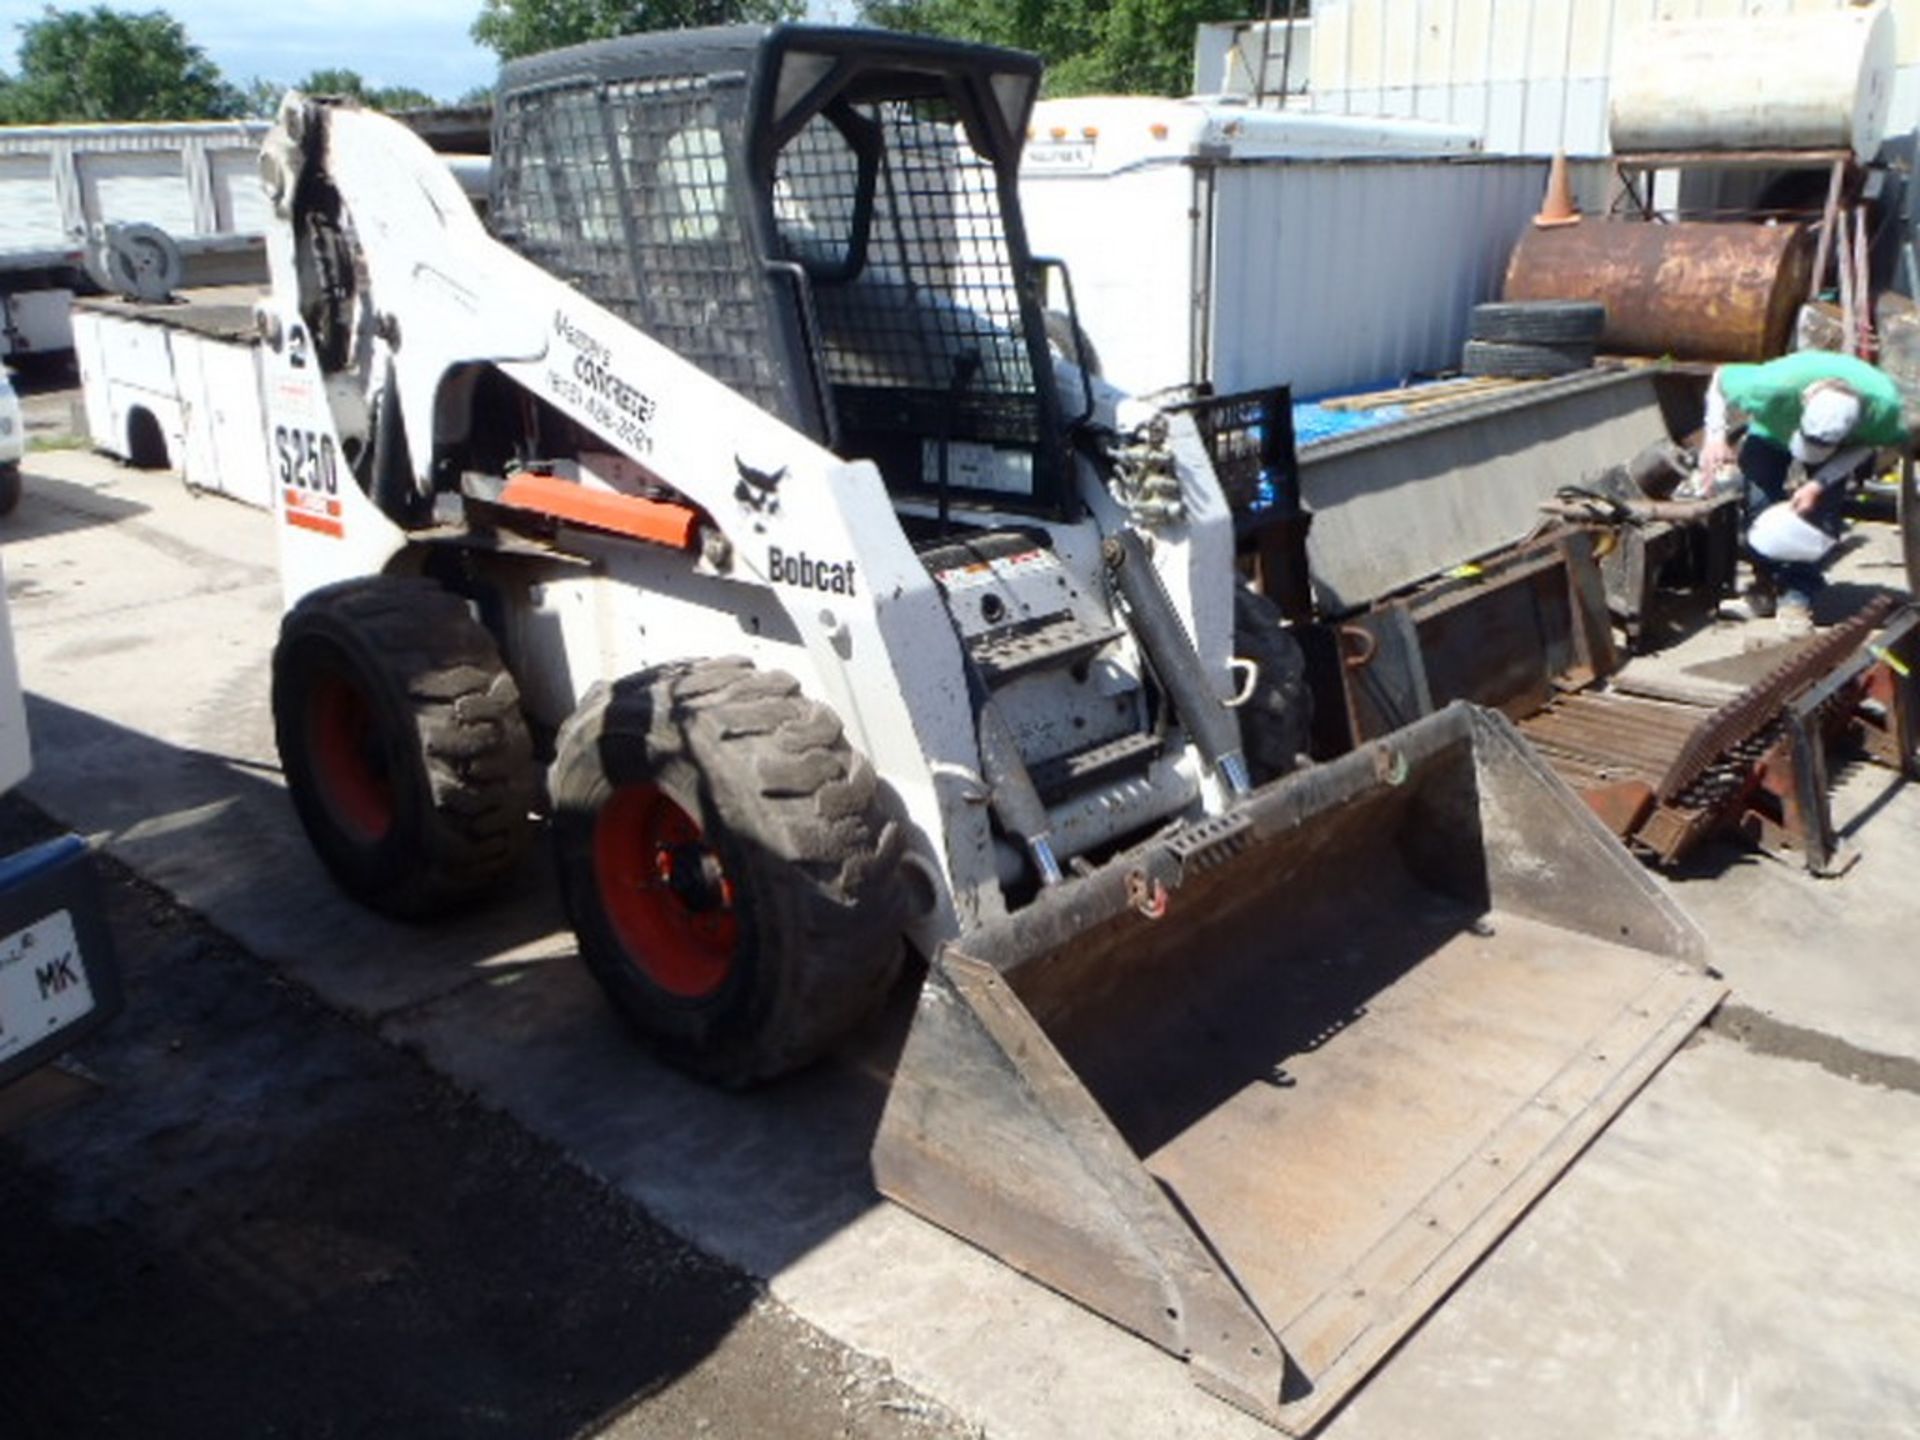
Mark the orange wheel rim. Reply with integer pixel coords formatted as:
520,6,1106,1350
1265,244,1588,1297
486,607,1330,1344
593,783,738,998
310,670,393,843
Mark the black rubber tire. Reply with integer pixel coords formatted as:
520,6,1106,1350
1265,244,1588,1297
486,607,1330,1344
549,658,906,1086
1043,308,1102,377
1468,300,1606,344
1233,586,1312,783
272,576,536,919
0,463,21,517
1461,338,1594,380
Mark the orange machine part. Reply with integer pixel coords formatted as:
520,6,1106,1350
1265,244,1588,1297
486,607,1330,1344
497,471,701,549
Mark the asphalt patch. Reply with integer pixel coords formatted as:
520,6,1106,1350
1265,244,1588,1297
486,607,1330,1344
0,796,971,1440
1709,1001,1920,1098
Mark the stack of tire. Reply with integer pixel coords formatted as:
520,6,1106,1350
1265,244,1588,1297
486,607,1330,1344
1462,300,1606,379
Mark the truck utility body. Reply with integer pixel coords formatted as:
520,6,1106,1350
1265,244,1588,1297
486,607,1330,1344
72,286,272,502
254,26,1721,1428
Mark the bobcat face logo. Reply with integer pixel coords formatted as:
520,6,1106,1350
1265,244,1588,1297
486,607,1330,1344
734,458,784,515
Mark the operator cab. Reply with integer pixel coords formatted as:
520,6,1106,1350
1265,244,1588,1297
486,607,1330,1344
489,24,1082,523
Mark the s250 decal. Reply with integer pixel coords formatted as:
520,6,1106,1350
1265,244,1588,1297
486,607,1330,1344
277,424,343,538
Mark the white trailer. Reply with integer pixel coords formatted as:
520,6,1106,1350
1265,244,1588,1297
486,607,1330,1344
1016,95,1551,399
0,120,271,360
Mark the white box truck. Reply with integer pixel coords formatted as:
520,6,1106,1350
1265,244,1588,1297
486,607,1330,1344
1015,95,1551,399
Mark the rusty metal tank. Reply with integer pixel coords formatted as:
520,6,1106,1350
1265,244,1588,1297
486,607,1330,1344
1504,219,1814,363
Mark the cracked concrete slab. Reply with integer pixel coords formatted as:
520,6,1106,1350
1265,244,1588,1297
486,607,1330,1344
1324,1033,1920,1440
10,450,1920,1438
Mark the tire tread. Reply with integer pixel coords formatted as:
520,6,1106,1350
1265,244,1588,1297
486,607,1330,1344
274,576,535,919
550,658,905,1084
1233,587,1312,784
1469,300,1606,344
1461,338,1594,379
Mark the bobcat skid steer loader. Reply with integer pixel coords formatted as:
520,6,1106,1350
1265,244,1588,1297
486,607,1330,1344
255,26,1722,1429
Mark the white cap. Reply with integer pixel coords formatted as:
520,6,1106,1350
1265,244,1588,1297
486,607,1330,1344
1791,386,1862,464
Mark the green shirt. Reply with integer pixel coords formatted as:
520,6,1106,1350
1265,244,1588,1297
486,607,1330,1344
1718,351,1908,446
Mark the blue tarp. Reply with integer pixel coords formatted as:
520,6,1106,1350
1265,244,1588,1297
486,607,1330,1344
1292,400,1409,447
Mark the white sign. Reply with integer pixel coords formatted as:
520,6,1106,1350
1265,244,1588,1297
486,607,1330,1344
1024,142,1096,173
922,439,1036,495
0,910,96,1066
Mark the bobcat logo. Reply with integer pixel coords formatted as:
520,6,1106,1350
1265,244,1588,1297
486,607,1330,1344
734,458,785,515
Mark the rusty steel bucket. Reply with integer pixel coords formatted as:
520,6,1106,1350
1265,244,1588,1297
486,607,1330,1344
1505,218,1814,362
873,702,1723,1432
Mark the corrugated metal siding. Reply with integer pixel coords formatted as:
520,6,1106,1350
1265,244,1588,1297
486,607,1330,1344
0,122,270,259
0,122,267,157
1310,0,1920,157
1209,157,1550,396
210,149,271,235
0,155,67,250
78,151,197,234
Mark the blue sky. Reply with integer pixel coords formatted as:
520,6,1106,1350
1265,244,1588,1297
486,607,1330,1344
0,0,862,105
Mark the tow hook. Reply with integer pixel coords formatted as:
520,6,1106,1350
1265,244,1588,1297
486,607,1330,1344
1126,868,1169,920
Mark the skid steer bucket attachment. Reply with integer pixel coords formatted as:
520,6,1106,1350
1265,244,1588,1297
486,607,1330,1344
874,703,1723,1431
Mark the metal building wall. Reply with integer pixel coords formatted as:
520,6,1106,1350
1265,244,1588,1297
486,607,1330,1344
0,122,271,245
1308,0,1920,157
0,156,66,251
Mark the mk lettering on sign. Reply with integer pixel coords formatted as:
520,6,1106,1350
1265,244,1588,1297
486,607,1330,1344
36,954,77,999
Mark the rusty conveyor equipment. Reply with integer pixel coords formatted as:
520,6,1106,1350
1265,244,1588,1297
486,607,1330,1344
1539,485,1741,652
1521,597,1920,872
1335,532,1920,871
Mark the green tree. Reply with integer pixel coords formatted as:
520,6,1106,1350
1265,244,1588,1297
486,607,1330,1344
0,5,244,122
295,67,438,111
862,0,1248,96
471,0,801,63
241,75,285,118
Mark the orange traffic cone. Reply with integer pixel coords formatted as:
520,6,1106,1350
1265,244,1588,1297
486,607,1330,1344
1533,150,1580,228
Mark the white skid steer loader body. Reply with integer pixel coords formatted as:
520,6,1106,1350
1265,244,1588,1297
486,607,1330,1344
255,48,1723,1433
257,98,1234,943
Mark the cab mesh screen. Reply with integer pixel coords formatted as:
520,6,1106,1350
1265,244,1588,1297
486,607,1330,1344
774,99,1040,451
492,75,788,414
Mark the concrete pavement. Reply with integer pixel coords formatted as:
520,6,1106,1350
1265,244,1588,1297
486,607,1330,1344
8,447,1920,1438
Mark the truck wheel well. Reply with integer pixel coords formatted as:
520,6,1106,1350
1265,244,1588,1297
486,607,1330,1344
125,407,167,469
